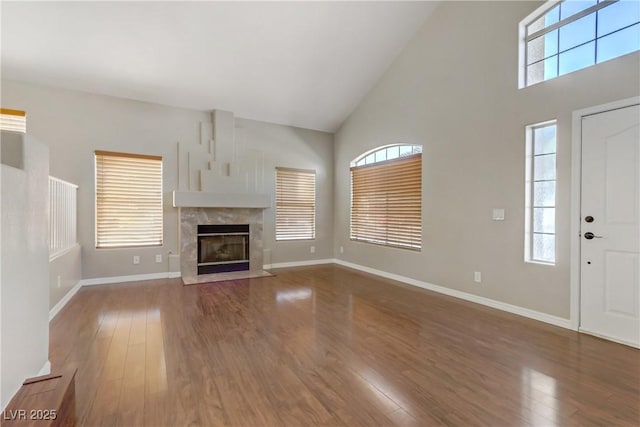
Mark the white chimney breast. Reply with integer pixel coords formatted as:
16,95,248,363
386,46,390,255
175,109,268,207
212,110,234,164
173,191,270,208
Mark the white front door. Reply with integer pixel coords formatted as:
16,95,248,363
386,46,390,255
580,104,640,347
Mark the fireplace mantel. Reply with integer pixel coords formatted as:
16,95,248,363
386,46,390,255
173,191,271,208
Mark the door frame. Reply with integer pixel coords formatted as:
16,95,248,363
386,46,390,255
570,96,640,340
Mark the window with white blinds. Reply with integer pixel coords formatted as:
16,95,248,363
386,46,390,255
0,108,26,132
95,150,163,248
276,167,316,241
350,146,422,251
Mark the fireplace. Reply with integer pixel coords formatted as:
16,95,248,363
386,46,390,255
179,208,265,282
197,224,249,274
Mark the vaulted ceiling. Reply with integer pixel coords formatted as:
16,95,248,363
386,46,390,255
1,1,439,132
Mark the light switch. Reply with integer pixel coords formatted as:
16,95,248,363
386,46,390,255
492,209,505,221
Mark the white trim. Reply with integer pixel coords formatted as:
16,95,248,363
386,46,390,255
80,271,181,286
524,120,558,265
49,243,80,262
579,329,640,349
49,281,82,321
49,175,78,189
51,272,182,321
59,252,585,332
173,191,270,208
570,96,640,332
350,143,422,167
334,259,572,330
263,258,334,270
38,360,52,376
518,0,561,88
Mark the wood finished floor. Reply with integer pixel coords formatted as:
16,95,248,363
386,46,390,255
50,265,640,426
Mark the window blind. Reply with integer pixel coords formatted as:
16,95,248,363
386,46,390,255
276,167,316,240
0,108,26,133
351,153,422,250
95,150,163,248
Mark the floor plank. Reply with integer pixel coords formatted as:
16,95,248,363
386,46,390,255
49,265,640,426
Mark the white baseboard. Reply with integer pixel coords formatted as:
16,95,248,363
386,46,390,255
79,271,181,286
264,258,334,270
579,328,640,349
50,273,181,323
38,360,51,376
70,260,572,331
333,259,572,330
49,281,82,321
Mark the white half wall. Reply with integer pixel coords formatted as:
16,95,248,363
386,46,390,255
49,244,82,310
1,132,50,410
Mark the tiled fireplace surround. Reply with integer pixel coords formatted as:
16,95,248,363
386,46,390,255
179,207,264,281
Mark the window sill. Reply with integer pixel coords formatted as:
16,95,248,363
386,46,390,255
525,259,555,266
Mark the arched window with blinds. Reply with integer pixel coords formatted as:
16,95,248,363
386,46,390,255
350,144,422,250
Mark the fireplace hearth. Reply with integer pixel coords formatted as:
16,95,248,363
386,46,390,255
197,224,249,274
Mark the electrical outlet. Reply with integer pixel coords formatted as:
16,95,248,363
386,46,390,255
340,246,344,254
57,275,61,288
474,271,482,283
133,255,140,265
310,246,315,254
155,254,162,263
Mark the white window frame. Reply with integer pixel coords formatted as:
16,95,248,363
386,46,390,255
350,144,422,251
95,150,163,249
275,167,316,241
524,120,557,265
519,0,639,88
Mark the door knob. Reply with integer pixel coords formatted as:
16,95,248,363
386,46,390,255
584,232,604,240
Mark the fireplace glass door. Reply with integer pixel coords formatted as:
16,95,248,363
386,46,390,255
197,224,250,274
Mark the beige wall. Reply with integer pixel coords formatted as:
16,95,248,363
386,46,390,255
236,118,334,265
2,1,638,325
333,1,640,319
1,81,334,280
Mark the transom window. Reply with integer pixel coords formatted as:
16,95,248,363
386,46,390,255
520,0,640,87
350,144,422,251
351,144,422,168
